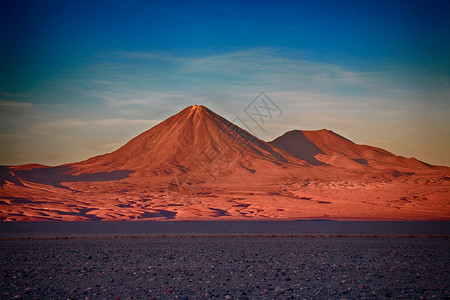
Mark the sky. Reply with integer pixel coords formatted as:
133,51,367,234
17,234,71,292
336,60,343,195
0,0,449,166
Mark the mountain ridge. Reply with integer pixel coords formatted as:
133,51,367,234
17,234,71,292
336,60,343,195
1,105,448,221
270,129,436,170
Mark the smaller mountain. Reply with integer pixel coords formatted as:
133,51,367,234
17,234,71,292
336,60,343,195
1,106,449,222
270,129,433,170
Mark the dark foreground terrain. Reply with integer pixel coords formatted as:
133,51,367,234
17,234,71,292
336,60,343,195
1,237,449,299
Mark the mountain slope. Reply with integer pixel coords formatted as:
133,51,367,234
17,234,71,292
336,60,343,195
1,105,448,222
10,105,308,188
71,105,307,177
270,129,433,170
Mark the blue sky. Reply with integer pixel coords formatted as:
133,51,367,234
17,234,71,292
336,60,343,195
1,0,449,166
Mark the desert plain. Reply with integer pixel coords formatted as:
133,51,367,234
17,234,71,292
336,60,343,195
1,235,449,299
0,105,449,222
1,105,449,299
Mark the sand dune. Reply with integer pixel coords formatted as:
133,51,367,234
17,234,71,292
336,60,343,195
1,105,449,221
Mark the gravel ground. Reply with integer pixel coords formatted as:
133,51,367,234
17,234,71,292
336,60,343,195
1,237,449,299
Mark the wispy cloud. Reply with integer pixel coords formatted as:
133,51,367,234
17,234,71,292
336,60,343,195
95,91,211,108
1,47,449,166
92,118,161,127
87,48,373,94
0,100,34,108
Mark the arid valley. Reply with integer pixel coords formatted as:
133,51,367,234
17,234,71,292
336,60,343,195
1,105,449,221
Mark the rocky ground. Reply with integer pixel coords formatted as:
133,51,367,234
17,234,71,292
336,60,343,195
1,237,449,299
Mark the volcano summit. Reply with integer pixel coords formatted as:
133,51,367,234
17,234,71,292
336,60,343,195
1,105,449,221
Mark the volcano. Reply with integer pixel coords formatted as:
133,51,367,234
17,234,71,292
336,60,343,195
1,105,449,221
70,105,307,180
270,129,432,170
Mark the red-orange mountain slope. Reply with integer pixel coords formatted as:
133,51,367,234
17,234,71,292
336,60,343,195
1,105,448,221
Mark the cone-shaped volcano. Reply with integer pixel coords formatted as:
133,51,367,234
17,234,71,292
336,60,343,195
69,105,305,180
2,105,448,222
